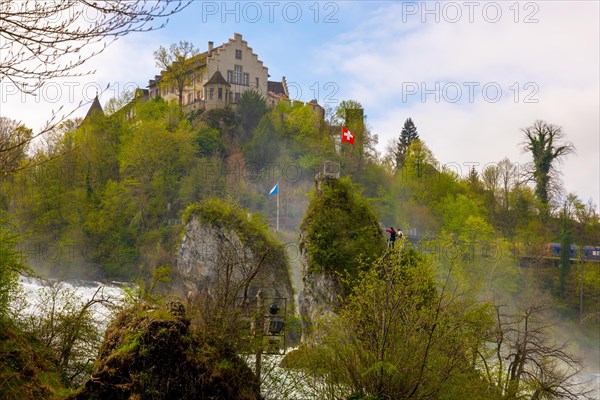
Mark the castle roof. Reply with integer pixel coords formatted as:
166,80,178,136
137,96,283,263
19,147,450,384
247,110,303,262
204,70,230,86
267,81,286,96
84,95,104,120
148,33,266,89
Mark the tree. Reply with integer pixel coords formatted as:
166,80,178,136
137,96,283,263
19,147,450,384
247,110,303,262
558,195,577,296
334,99,363,125
482,163,501,220
497,158,518,212
103,90,135,116
16,281,114,387
153,41,200,107
1,0,188,94
118,117,195,228
521,121,575,212
404,139,436,179
237,89,268,140
394,117,420,170
0,1,189,175
0,117,32,174
0,212,29,321
478,303,593,399
303,250,498,399
334,100,378,173
467,166,484,194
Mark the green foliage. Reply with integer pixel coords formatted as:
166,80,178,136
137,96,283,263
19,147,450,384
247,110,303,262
0,320,71,399
243,116,282,165
298,250,497,399
237,89,268,139
153,41,200,107
404,139,437,179
438,193,484,233
394,117,419,170
521,120,575,209
201,107,238,134
193,126,225,157
2,83,597,349
431,221,520,300
0,213,29,321
286,104,321,139
15,281,106,387
559,226,573,296
300,176,385,279
334,100,363,125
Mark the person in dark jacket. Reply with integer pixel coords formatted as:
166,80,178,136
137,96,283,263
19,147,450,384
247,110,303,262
386,226,397,248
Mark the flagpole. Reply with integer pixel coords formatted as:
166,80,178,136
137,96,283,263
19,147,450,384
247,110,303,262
276,182,279,232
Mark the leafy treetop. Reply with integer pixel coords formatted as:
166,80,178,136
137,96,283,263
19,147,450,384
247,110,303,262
300,176,385,280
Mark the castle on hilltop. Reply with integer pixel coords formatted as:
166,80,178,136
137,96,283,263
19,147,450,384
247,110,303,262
81,33,324,124
146,33,324,118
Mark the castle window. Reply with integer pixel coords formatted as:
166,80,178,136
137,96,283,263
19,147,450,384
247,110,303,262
187,93,193,104
235,49,242,60
234,92,240,102
256,77,259,89
234,65,242,84
209,88,214,99
227,70,233,83
218,87,222,100
243,73,249,86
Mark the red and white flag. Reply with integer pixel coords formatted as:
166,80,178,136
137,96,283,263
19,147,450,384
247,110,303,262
341,126,355,144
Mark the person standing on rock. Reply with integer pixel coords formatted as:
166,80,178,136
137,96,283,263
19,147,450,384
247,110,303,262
386,226,397,249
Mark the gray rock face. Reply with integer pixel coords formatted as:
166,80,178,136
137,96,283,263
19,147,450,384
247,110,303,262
176,216,294,306
298,236,345,341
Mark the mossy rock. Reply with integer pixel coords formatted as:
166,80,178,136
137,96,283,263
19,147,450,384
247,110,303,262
68,302,262,400
0,321,69,400
182,198,282,258
300,176,385,281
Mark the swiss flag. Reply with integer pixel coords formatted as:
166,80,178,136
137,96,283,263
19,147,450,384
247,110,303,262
341,126,355,144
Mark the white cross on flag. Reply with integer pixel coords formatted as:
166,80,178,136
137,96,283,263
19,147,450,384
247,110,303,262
341,126,355,145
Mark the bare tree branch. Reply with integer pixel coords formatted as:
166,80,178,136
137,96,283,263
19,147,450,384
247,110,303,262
1,0,190,94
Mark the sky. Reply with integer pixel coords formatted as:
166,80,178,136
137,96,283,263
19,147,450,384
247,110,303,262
1,0,599,209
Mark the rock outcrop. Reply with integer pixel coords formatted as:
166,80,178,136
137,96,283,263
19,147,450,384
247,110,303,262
297,246,345,339
175,199,294,307
69,302,262,400
298,176,385,340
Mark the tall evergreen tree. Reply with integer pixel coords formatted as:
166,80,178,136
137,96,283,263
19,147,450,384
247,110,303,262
394,117,419,170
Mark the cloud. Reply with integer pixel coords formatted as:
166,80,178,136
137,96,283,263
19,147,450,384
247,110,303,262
1,30,168,132
314,1,599,206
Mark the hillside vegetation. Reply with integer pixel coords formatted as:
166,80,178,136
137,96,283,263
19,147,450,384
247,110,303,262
0,89,598,399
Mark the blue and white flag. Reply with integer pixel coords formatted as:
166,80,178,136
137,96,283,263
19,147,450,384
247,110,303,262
269,183,279,196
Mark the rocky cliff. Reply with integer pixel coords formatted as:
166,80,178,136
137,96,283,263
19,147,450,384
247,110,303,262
298,176,385,340
297,242,345,340
175,199,294,308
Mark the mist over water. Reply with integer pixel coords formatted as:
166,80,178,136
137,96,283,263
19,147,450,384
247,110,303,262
18,275,127,328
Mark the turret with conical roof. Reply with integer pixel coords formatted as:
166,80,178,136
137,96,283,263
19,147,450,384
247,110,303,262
83,95,105,122
203,71,230,111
